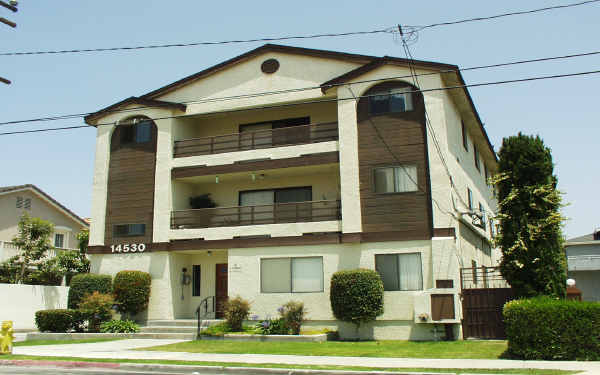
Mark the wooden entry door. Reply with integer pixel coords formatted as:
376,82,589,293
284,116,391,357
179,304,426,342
215,264,228,319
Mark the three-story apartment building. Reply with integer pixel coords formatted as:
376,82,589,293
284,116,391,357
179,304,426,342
86,44,497,340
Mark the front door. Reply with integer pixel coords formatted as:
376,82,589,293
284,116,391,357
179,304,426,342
215,263,228,319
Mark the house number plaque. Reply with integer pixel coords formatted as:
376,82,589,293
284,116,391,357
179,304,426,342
110,243,146,253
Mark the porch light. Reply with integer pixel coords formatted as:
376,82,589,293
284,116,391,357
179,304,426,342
215,176,219,184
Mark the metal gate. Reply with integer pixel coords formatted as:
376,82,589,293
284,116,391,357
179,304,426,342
460,267,514,339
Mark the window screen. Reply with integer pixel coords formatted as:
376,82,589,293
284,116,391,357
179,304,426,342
261,257,323,293
292,257,323,292
261,258,291,293
374,166,418,193
375,253,423,291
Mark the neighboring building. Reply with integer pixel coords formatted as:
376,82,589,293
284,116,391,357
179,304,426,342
85,44,497,339
0,184,89,261
565,230,600,302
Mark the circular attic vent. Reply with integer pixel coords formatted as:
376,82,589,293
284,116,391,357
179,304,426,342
261,58,280,74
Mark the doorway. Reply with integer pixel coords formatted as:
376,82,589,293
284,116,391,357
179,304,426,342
215,263,228,319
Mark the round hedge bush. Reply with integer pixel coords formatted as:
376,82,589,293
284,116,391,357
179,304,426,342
113,270,152,318
330,269,384,327
68,273,112,309
35,309,77,332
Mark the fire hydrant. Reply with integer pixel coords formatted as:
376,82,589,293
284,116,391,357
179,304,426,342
0,321,14,354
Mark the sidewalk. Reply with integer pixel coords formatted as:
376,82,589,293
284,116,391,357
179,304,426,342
12,339,600,374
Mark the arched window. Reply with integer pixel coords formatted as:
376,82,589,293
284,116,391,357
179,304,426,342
119,116,152,144
369,86,414,114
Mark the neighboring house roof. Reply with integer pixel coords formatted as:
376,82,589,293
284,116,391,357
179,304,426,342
84,96,186,125
83,43,496,160
0,184,89,228
567,233,595,243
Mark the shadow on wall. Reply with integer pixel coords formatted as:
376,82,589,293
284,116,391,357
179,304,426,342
41,285,61,309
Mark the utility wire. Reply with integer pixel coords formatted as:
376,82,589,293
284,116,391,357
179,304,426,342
0,28,395,56
2,49,600,127
413,0,600,31
2,68,600,136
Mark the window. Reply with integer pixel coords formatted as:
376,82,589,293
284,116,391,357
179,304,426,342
467,188,473,210
192,265,201,297
461,121,468,151
369,87,414,114
374,165,418,193
375,253,423,291
120,120,152,145
484,164,489,185
54,233,64,248
261,257,323,293
474,145,480,171
478,202,487,230
113,223,146,237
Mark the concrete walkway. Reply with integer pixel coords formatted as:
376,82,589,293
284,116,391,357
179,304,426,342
13,339,600,375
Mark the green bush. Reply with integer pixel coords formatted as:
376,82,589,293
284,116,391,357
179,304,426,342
113,270,151,318
330,269,384,328
100,319,140,333
256,317,288,335
280,301,305,335
35,309,76,332
79,291,114,332
223,296,251,331
503,296,600,360
200,322,231,337
68,273,112,309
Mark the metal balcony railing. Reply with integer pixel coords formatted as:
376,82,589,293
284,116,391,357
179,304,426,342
173,122,338,158
171,200,341,229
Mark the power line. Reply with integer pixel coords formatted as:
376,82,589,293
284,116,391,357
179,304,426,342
414,0,600,32
0,28,395,56
2,49,600,126
2,68,600,136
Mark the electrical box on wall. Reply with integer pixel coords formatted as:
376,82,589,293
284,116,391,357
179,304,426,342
413,289,460,324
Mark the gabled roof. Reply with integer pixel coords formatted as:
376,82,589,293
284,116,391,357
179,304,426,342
83,43,496,160
566,233,599,244
0,184,89,228
84,96,186,125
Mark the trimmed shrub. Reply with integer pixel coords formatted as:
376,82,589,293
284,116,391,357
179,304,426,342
68,273,112,309
503,296,600,360
113,270,151,318
330,269,384,328
280,301,305,335
35,309,76,332
223,296,251,331
100,319,140,333
79,291,114,332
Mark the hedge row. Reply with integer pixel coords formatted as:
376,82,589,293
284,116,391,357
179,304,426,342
503,296,600,360
68,273,112,309
35,309,86,333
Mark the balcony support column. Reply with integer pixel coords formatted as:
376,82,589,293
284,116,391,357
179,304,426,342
337,86,363,233
153,117,175,243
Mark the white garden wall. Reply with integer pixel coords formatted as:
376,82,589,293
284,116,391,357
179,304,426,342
0,283,69,330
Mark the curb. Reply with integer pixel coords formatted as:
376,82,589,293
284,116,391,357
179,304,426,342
0,360,451,375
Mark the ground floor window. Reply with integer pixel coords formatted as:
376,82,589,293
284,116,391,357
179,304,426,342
375,252,423,291
192,265,201,296
261,256,323,293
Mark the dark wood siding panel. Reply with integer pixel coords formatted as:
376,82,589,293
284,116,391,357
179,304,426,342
356,81,433,237
431,294,455,320
105,123,157,246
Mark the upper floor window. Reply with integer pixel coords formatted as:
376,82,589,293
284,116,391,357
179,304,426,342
121,120,152,145
113,223,146,237
54,233,64,248
474,145,480,172
374,165,418,194
375,253,423,291
461,121,468,151
467,188,473,210
369,87,414,115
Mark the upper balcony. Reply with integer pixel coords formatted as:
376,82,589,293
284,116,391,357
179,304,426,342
171,102,339,168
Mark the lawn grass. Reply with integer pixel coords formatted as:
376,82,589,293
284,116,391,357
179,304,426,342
140,339,508,359
14,338,124,346
0,355,578,375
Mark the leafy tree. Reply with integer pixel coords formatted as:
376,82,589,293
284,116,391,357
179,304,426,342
493,133,567,298
8,213,54,284
52,229,91,283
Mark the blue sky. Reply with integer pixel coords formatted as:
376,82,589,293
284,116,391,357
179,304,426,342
1,1,598,238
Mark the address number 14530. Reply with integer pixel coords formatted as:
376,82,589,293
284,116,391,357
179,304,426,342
110,243,146,253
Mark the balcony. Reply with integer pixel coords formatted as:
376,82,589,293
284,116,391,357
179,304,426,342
173,122,338,158
171,200,341,229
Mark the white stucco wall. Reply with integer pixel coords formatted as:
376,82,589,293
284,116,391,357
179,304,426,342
0,284,69,330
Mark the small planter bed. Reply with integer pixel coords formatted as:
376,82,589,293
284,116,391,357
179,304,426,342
201,332,329,342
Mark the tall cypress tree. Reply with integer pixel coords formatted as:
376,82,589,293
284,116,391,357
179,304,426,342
494,133,566,298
